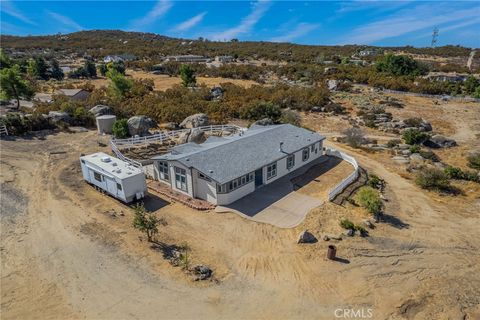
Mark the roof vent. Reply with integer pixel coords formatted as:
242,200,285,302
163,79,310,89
209,170,214,173
112,162,118,166
101,156,111,163
185,158,190,161
279,141,284,152
116,169,121,173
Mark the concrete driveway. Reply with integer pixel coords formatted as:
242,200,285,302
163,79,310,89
216,156,344,228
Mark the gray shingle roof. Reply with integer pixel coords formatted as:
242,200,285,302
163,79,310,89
152,124,325,184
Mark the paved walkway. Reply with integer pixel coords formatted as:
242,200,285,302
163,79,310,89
216,156,346,228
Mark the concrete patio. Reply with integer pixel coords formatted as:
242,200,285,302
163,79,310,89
216,156,352,228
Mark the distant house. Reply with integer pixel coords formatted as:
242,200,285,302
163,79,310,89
165,55,211,63
215,55,234,63
152,124,325,205
423,72,473,83
103,55,124,63
358,49,379,57
56,89,90,101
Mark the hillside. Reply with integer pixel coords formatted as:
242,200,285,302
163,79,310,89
0,30,474,63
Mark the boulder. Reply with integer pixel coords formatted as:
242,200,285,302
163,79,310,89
177,131,189,144
253,118,274,126
392,156,410,164
127,116,156,136
187,129,206,144
327,79,339,91
47,111,72,124
89,105,112,117
363,219,375,229
180,113,210,129
211,86,224,100
297,230,317,244
344,229,354,237
409,153,425,162
193,265,213,281
425,135,457,148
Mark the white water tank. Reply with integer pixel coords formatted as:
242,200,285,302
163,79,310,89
96,115,116,134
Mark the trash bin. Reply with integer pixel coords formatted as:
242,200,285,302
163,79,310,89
327,245,336,260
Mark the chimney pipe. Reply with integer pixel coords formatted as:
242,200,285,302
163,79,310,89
279,141,284,152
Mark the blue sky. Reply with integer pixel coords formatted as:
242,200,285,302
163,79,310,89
1,1,479,47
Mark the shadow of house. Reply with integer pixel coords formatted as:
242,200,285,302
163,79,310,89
224,156,334,217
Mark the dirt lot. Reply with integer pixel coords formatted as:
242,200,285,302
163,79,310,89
1,90,480,319
81,70,259,91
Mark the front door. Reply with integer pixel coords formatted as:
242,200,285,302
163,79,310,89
255,168,263,188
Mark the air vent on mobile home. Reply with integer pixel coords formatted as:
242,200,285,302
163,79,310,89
101,156,111,163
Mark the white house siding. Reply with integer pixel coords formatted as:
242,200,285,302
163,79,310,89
263,141,323,185
192,169,218,204
168,161,194,197
216,181,255,206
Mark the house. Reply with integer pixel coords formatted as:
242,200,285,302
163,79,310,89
103,55,124,63
80,152,147,203
165,55,211,63
56,89,90,101
358,49,379,57
215,55,234,63
423,72,473,83
152,124,325,205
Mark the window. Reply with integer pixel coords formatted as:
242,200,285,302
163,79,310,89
302,148,310,162
311,145,315,152
117,183,122,191
93,171,102,182
286,154,295,170
158,161,169,181
198,172,211,182
81,159,85,164
217,172,254,194
174,167,187,191
267,162,277,180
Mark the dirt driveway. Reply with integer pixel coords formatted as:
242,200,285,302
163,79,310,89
216,157,354,228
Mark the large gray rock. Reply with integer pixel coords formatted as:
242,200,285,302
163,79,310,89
193,265,212,281
180,113,210,129
425,135,457,148
211,87,223,100
327,79,339,91
89,105,112,117
252,118,274,126
410,153,425,162
297,230,317,244
47,111,72,124
127,116,155,136
187,129,206,144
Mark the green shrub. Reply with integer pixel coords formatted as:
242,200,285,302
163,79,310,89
112,119,129,138
279,109,301,126
415,167,451,191
339,219,355,230
367,174,381,189
0,113,55,135
467,153,480,170
409,145,421,153
444,166,463,179
354,186,384,214
354,225,368,237
402,128,429,145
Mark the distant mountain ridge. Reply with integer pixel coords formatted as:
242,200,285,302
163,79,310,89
0,30,474,62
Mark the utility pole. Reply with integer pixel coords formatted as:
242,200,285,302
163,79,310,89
431,27,439,48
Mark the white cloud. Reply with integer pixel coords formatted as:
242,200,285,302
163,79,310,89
341,4,479,44
270,23,319,43
1,1,36,25
211,0,271,41
172,12,206,33
46,11,83,31
130,0,172,30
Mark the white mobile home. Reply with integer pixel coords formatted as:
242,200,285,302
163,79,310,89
152,124,325,206
80,152,147,203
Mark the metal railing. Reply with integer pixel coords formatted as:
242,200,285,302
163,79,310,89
110,125,243,168
0,124,8,136
325,148,359,201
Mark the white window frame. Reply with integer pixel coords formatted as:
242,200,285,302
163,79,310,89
266,162,277,180
174,167,187,192
302,148,310,162
158,161,169,181
286,154,295,170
